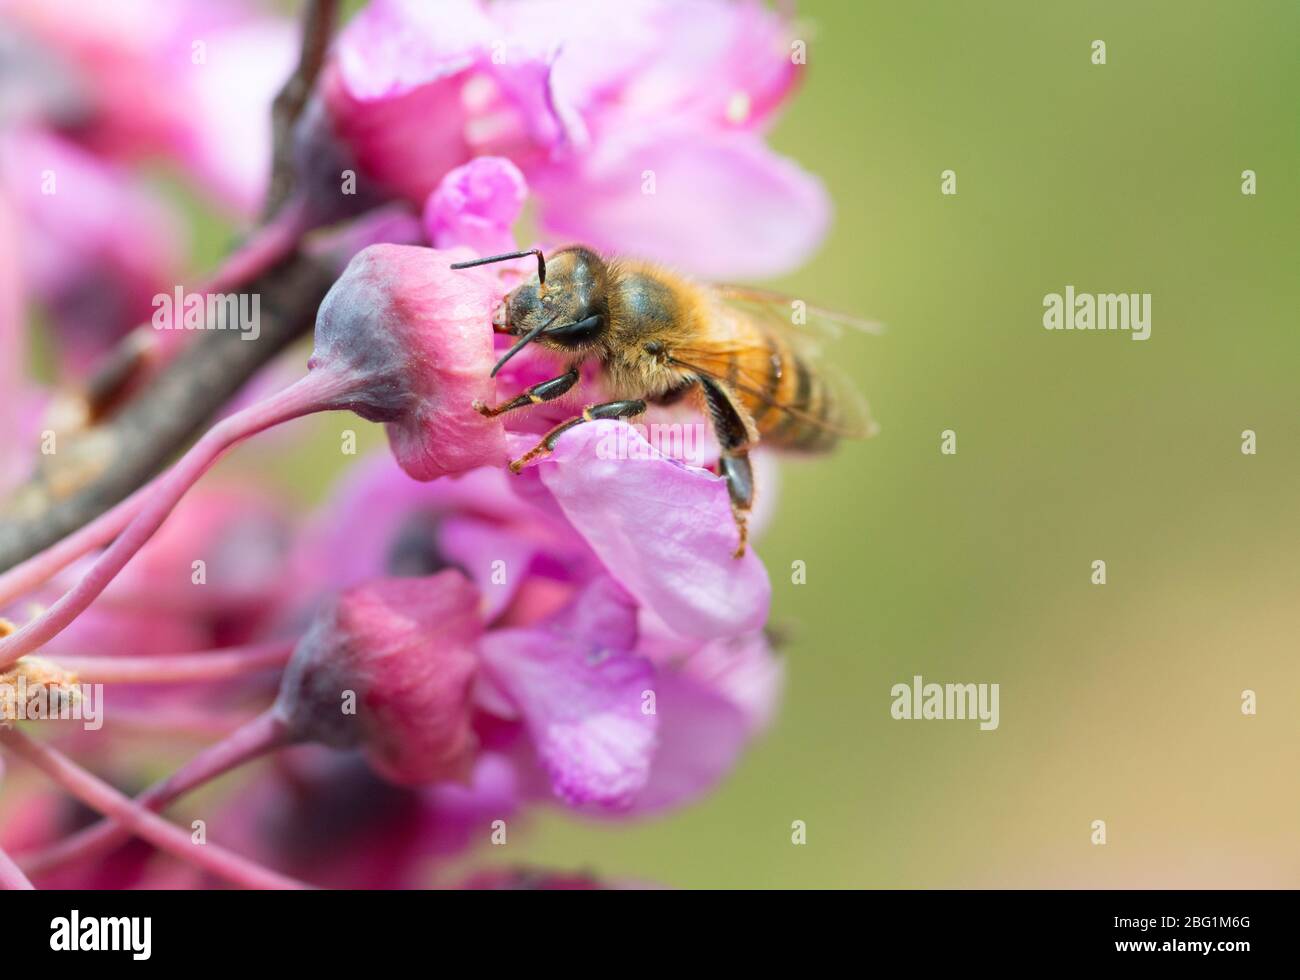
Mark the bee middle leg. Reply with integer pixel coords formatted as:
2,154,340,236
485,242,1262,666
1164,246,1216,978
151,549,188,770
509,399,647,473
474,367,580,418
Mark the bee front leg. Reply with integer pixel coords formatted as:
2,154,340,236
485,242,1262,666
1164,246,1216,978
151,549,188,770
474,367,580,418
509,399,647,473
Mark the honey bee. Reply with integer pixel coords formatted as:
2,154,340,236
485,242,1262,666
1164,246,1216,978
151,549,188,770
451,246,878,557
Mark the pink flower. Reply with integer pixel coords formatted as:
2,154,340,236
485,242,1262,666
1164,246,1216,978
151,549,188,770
300,0,828,278
288,420,778,812
477,572,779,815
303,0,495,213
530,126,828,279
0,0,296,215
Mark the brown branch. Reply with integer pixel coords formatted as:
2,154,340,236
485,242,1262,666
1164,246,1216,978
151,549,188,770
263,0,340,220
0,253,336,570
0,0,345,572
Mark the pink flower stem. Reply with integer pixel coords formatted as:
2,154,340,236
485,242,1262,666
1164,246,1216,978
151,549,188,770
53,639,294,684
110,706,265,740
200,195,313,297
0,724,306,889
0,484,152,611
0,843,35,890
21,710,293,879
0,369,357,670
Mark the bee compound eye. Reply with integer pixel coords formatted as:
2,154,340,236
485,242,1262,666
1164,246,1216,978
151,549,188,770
545,313,604,346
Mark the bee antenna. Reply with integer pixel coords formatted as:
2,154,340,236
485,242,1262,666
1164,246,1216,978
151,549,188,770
450,248,546,285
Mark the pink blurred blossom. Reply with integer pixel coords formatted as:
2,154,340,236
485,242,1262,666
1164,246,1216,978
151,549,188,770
0,127,184,372
0,189,33,495
0,0,296,215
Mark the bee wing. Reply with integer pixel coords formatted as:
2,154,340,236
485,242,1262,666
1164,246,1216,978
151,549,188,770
711,284,885,343
667,288,880,441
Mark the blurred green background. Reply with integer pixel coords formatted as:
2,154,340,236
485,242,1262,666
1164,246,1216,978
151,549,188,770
463,0,1300,887
156,0,1300,887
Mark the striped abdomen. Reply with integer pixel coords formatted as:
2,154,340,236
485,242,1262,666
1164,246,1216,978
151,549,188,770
731,319,840,453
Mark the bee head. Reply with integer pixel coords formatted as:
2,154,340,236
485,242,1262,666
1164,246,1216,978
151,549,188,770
452,246,609,376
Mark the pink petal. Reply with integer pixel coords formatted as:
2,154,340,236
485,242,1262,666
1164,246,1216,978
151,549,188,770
493,0,798,133
478,576,657,808
534,126,829,280
624,0,800,131
319,61,474,205
183,17,300,214
525,655,758,818
517,421,771,640
421,752,521,856
332,0,493,101
622,669,750,814
319,0,498,204
423,156,527,256
296,454,522,592
436,513,538,621
679,630,784,736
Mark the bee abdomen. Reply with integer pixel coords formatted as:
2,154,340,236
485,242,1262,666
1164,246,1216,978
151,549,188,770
752,345,839,453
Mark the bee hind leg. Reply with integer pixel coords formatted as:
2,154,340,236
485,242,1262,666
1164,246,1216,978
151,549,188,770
719,451,754,559
698,377,757,559
474,367,580,418
508,399,647,473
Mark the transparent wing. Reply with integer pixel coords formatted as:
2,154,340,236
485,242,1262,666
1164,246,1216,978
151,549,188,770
712,284,885,345
667,287,880,441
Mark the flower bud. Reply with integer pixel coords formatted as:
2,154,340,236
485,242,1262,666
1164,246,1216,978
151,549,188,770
273,571,482,786
310,244,508,480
